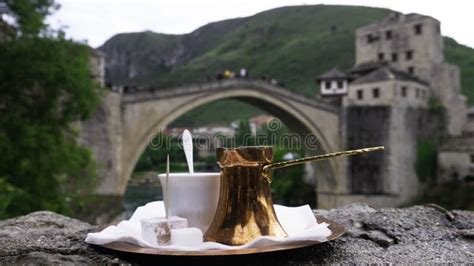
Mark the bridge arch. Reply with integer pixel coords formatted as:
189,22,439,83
92,80,342,197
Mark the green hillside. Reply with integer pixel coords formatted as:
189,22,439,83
445,37,474,104
121,5,388,94
99,5,474,127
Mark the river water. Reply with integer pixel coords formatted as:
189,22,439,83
123,184,163,219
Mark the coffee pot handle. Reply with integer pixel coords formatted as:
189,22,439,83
261,146,384,183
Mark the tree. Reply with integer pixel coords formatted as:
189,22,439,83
0,1,102,218
3,0,58,36
234,119,254,147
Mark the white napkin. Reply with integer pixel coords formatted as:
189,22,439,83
85,201,331,251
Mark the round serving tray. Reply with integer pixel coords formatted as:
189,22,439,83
95,215,345,256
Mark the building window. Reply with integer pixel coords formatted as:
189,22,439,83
337,80,343,89
357,89,364,100
392,53,398,62
385,30,392,40
422,90,427,99
378,53,384,61
471,154,474,164
406,50,413,60
408,67,414,75
372,88,380,98
401,86,408,97
367,34,373,44
414,24,423,35
436,24,441,34
325,81,331,89
367,33,379,44
415,88,420,98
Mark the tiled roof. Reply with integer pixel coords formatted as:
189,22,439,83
351,61,388,75
350,66,429,86
317,68,348,81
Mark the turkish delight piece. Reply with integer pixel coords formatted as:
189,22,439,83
170,227,203,246
140,216,187,246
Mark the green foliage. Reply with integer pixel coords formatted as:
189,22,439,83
4,0,59,36
138,5,388,93
133,133,200,175
0,37,101,218
0,4,102,218
270,146,315,207
415,140,437,183
428,96,444,113
445,37,474,105
0,176,26,218
234,120,254,146
171,99,265,127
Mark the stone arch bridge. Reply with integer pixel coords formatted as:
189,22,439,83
79,79,358,208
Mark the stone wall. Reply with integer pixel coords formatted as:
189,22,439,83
437,134,474,182
464,115,474,133
89,49,105,86
346,80,429,107
438,151,473,181
1,204,472,264
345,106,390,194
431,63,467,136
77,91,123,194
335,103,446,208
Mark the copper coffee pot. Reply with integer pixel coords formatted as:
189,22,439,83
204,145,384,245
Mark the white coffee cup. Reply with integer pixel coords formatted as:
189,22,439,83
157,172,220,232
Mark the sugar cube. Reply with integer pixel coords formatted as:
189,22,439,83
170,227,203,246
141,216,187,246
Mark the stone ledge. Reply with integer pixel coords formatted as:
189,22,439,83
0,204,472,264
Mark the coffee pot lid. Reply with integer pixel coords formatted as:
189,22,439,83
216,146,273,167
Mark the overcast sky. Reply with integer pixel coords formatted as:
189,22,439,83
47,0,474,48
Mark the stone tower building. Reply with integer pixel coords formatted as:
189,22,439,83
355,12,467,135
319,12,468,206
